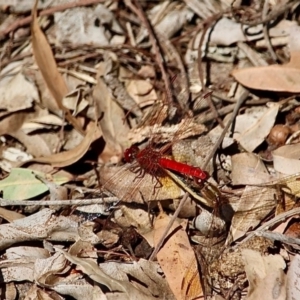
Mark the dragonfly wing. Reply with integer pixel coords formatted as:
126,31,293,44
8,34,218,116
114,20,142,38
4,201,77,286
225,185,277,244
100,165,184,203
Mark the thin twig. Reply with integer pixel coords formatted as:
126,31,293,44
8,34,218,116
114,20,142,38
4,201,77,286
231,207,300,250
196,10,231,89
202,91,249,170
255,230,300,246
262,0,278,62
160,36,190,109
149,192,190,261
124,0,173,106
197,12,227,127
0,197,118,207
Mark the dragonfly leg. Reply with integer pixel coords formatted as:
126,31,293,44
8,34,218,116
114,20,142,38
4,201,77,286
152,176,163,195
129,166,145,179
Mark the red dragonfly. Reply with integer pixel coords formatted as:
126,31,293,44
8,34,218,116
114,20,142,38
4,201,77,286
123,144,208,187
99,99,212,206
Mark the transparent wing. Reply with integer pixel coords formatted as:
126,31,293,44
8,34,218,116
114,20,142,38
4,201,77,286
99,163,185,204
222,173,300,243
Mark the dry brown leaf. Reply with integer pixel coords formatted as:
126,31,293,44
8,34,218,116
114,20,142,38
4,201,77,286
0,72,38,112
272,215,295,235
57,248,155,300
181,255,205,300
113,205,152,235
0,111,27,136
222,159,300,246
231,153,272,185
227,184,277,243
69,240,98,258
25,286,57,300
153,213,203,300
93,64,129,163
235,103,279,152
209,104,279,152
126,79,157,106
64,128,85,151
0,209,80,251
52,282,104,300
138,65,156,78
35,252,69,286
97,229,120,248
30,0,84,135
34,69,61,114
242,250,286,300
23,114,64,128
192,19,295,51
232,27,300,93
100,259,173,298
29,122,101,167
35,250,102,299
10,129,52,158
128,117,206,145
232,65,300,93
52,4,123,47
227,153,300,243
100,52,143,118
272,143,300,174
0,148,33,172
62,89,89,116
0,246,50,283
0,207,25,222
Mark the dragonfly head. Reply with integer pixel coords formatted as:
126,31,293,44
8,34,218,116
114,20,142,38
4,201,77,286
124,145,140,163
193,171,210,186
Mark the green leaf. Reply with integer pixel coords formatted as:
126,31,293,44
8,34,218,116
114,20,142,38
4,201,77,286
0,168,70,200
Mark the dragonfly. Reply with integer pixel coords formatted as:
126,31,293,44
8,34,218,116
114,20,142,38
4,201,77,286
123,144,208,188
98,97,213,208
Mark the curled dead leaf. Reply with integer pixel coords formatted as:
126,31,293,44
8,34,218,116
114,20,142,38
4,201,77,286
25,122,101,167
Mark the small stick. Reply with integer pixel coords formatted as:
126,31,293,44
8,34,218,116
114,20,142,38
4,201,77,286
149,192,190,261
202,91,249,170
255,230,300,246
231,207,300,250
262,0,278,62
124,0,173,106
196,11,229,128
0,197,118,207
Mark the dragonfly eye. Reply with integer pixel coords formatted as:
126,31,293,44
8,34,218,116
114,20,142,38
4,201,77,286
124,145,139,163
194,177,204,187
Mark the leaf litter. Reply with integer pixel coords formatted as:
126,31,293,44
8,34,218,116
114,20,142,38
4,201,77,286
1,0,300,299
